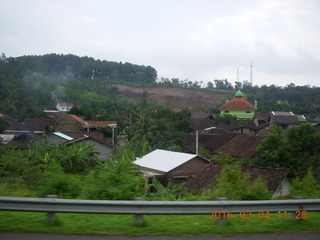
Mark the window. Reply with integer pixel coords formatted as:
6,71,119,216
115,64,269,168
224,111,229,113
246,111,251,113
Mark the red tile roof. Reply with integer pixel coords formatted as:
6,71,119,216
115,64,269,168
69,114,89,126
218,97,256,110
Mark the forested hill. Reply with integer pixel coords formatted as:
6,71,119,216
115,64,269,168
0,53,157,83
1,53,320,120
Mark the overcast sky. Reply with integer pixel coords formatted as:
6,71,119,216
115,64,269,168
1,0,320,87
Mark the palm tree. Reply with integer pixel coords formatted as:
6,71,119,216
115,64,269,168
128,113,156,146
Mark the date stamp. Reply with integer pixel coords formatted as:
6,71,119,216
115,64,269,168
208,210,308,220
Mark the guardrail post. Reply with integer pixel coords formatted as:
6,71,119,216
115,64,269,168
292,196,303,221
217,197,227,225
134,198,144,226
47,195,57,225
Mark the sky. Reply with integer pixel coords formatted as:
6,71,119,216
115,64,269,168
1,0,320,87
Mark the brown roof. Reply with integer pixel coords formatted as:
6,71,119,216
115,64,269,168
214,134,264,158
218,97,256,111
184,133,238,154
6,117,53,132
86,121,117,128
270,115,300,125
186,162,290,193
230,120,259,130
255,113,271,121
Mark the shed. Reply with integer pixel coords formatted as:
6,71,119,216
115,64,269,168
133,149,209,186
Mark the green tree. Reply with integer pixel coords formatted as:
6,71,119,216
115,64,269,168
0,117,10,132
128,113,156,146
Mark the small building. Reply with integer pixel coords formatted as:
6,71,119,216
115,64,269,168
56,103,74,112
230,119,259,135
133,149,209,186
55,114,117,133
218,91,257,120
186,162,291,198
270,112,301,129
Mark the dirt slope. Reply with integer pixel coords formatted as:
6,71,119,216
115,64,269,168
113,84,233,108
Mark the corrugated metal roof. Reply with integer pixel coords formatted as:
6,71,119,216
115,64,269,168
53,132,74,141
133,149,197,173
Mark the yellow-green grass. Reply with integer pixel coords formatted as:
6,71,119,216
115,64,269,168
0,211,320,236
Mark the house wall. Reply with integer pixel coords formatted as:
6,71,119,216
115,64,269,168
220,110,255,120
164,157,209,186
272,178,291,198
85,139,113,162
55,116,83,132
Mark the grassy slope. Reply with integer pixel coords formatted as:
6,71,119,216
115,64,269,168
1,211,319,236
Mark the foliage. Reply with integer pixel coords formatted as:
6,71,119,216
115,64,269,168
254,124,320,177
80,144,146,200
39,162,82,199
290,169,320,199
212,152,236,164
127,113,157,147
201,164,271,200
143,177,186,201
0,117,10,132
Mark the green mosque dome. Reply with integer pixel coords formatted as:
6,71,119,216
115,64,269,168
235,90,244,97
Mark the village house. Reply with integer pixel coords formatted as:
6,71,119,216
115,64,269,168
270,112,301,129
33,131,114,161
133,149,209,186
55,114,117,133
229,119,260,135
186,162,291,198
55,102,74,112
64,133,114,162
3,116,54,136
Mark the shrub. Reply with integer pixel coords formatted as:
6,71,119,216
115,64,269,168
290,169,320,199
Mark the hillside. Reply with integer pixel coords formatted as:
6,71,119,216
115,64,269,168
113,84,233,108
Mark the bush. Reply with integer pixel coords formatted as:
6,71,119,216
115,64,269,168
290,169,320,199
39,163,82,199
80,169,144,200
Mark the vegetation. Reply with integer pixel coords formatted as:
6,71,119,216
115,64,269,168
254,124,320,178
183,164,272,201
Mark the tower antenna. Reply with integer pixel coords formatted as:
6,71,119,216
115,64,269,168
237,67,239,82
250,62,253,85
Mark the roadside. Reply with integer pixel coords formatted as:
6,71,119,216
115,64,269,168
1,232,320,240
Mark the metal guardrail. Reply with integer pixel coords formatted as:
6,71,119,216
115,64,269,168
1,197,320,214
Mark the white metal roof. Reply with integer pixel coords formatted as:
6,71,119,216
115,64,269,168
133,149,197,173
53,132,74,141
